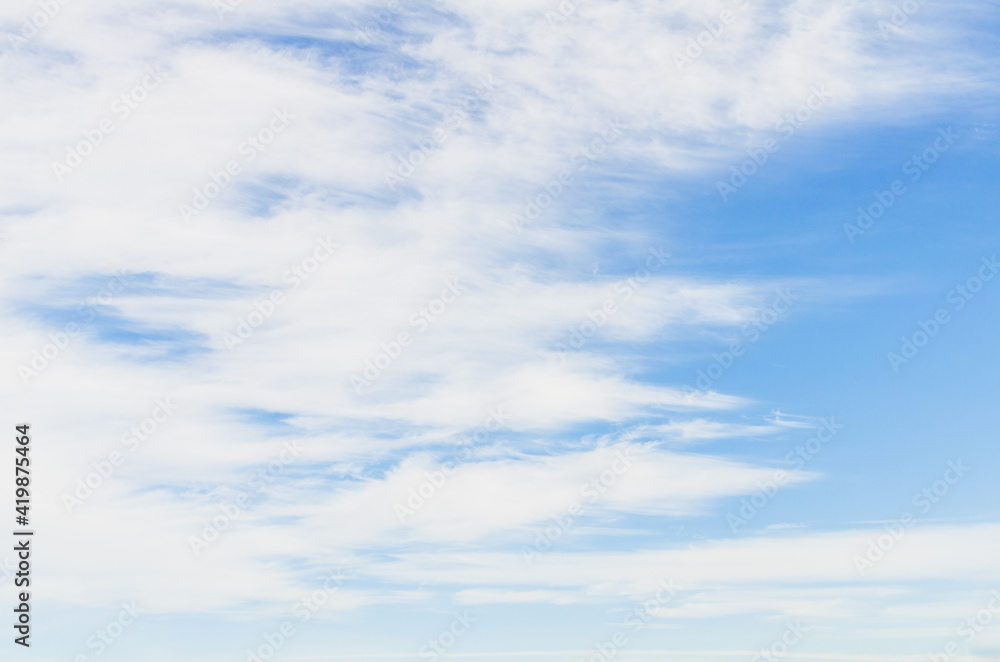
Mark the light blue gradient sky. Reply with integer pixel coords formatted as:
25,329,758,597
2,1,1000,661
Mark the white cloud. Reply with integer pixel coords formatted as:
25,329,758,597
0,1,995,657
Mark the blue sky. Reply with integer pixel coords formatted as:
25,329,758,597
2,1,1000,661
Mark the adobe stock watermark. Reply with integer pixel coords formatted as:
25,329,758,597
878,0,926,39
52,65,169,182
244,570,348,662
223,236,339,351
522,448,634,564
683,289,797,400
751,621,807,662
180,107,295,222
18,269,130,385
578,580,679,662
853,458,968,574
418,611,476,661
887,254,997,372
554,248,670,361
62,398,178,513
843,128,957,243
727,418,843,532
351,277,463,394
7,0,72,50
673,0,749,70
928,589,1000,662
71,601,144,662
509,118,629,234
189,440,304,556
395,407,508,523
717,85,833,201
385,74,502,191
352,0,402,47
543,0,578,29
215,0,245,19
